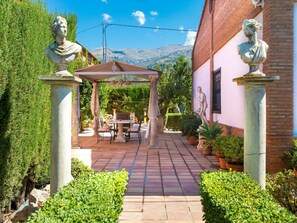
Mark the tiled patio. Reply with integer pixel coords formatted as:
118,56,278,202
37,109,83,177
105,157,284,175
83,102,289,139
79,129,219,223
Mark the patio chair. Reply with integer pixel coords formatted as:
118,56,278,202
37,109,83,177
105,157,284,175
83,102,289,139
125,121,142,145
97,117,114,144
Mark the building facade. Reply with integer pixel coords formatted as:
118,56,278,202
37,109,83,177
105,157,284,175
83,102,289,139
192,0,297,173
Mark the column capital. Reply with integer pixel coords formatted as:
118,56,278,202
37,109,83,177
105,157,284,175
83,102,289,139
39,76,82,86
149,75,159,81
233,75,279,86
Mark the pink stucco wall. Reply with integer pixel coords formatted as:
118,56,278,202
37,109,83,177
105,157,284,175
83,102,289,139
193,13,263,129
193,60,210,119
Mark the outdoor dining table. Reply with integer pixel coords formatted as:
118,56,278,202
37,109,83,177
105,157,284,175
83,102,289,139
108,119,133,143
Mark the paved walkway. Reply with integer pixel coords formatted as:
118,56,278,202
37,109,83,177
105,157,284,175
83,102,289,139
79,130,219,223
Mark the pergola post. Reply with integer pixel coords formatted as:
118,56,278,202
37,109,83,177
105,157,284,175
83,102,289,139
148,76,159,149
71,84,80,148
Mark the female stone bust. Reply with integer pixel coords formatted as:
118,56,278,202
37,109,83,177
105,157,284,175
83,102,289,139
237,19,268,76
45,16,82,77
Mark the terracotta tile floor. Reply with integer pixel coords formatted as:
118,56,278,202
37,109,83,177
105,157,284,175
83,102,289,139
79,130,219,223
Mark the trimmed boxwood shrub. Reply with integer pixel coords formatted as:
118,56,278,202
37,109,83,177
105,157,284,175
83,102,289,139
27,170,129,223
71,158,94,178
266,170,297,216
200,171,297,223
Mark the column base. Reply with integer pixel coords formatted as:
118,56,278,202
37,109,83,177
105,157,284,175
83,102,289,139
147,144,159,149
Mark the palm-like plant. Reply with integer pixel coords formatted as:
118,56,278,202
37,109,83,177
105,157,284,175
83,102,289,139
198,122,223,148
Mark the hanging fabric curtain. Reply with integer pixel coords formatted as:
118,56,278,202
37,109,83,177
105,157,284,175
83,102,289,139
91,82,100,135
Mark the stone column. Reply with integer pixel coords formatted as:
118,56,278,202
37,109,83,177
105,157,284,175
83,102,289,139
233,75,279,189
148,76,159,149
39,76,82,196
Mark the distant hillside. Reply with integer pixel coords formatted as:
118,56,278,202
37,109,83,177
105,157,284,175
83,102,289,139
91,44,193,68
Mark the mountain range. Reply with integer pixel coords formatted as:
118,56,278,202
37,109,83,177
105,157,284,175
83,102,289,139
91,44,193,68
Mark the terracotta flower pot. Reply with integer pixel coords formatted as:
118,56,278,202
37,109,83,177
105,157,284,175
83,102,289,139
218,157,227,169
188,136,198,145
203,146,213,156
214,151,224,159
226,162,243,172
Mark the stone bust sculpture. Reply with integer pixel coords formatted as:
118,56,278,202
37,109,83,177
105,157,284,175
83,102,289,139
252,0,264,8
237,19,268,76
197,86,208,125
45,16,82,77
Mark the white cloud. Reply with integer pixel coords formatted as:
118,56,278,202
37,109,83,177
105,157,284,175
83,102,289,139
101,0,108,3
184,31,197,46
132,10,146,25
102,13,112,23
150,11,158,16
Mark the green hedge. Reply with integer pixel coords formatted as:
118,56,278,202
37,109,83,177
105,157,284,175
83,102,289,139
266,170,297,217
164,113,182,131
71,158,94,178
0,0,78,211
27,170,128,223
200,171,297,223
99,84,150,120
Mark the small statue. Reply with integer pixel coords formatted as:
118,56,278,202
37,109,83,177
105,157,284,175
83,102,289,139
197,86,208,125
252,0,264,8
237,19,268,76
45,16,82,77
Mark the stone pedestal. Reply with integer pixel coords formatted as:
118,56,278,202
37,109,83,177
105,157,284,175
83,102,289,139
197,126,205,151
39,76,82,195
233,75,279,189
71,149,92,168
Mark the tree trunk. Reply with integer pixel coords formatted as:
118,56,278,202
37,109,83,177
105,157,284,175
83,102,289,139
12,176,28,210
157,116,164,134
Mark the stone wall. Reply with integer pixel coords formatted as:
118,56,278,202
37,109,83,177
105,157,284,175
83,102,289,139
263,0,295,173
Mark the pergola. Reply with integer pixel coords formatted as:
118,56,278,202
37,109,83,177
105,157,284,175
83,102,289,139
74,60,161,148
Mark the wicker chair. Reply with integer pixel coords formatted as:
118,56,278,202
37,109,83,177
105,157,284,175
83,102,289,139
125,121,142,145
97,117,114,144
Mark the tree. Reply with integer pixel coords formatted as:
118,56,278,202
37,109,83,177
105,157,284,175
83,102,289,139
156,55,192,116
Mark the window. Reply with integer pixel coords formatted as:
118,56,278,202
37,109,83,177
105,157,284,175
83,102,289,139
209,0,214,13
213,68,221,113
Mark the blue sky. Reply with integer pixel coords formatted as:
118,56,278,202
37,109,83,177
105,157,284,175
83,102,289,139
44,0,204,51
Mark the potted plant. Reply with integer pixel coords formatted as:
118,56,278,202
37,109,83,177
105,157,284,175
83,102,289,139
198,122,223,156
213,136,228,169
180,114,201,145
222,135,244,172
283,140,297,177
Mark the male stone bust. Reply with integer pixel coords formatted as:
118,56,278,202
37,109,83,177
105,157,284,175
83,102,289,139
45,16,82,77
237,19,268,76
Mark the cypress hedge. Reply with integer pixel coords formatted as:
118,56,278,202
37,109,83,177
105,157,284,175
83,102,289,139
0,0,77,211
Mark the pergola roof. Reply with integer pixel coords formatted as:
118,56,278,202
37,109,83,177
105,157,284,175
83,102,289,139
75,60,161,82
